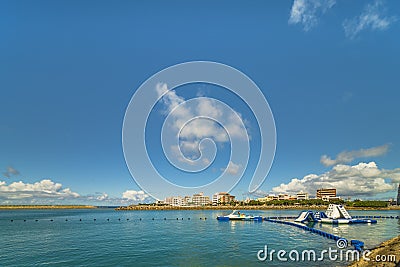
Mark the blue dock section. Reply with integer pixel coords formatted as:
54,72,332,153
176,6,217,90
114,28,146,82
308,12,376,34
264,217,365,251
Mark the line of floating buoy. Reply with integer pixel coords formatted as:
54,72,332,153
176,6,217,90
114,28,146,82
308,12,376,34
265,216,298,220
7,215,398,223
352,215,400,219
7,217,209,222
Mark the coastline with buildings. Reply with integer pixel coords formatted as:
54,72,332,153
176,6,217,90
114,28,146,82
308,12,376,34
1,185,398,211
115,204,400,211
116,186,400,211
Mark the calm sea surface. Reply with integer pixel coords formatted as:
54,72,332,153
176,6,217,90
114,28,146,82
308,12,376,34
0,209,399,266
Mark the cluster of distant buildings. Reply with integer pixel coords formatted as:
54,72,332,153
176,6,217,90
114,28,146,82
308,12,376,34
158,192,236,207
158,188,340,207
257,188,340,202
157,185,400,207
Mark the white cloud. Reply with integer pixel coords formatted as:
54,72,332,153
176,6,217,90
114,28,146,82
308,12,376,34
221,161,241,175
156,83,248,160
84,190,153,205
156,83,187,115
122,190,151,202
0,179,80,200
320,144,389,166
343,0,397,39
96,193,109,201
272,162,400,197
0,178,155,205
289,0,336,31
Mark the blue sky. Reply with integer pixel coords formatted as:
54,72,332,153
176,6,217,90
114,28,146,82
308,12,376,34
1,0,399,205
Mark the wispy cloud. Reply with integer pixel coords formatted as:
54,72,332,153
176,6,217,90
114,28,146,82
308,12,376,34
343,0,397,39
3,166,20,178
220,161,241,175
341,91,354,103
273,162,400,197
320,144,389,167
289,0,336,31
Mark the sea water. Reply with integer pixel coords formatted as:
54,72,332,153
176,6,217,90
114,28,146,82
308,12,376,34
0,209,399,266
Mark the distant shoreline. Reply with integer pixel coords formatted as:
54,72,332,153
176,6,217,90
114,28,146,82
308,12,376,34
0,205,97,210
115,205,400,211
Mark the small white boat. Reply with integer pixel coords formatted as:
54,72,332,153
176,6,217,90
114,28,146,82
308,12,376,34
217,210,262,221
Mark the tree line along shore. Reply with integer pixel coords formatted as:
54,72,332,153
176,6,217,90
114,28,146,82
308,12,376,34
1,200,399,210
116,199,400,210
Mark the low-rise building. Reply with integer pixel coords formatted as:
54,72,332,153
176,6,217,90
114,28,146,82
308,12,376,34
296,192,309,200
212,192,235,205
278,193,289,200
192,192,211,206
323,196,341,202
165,196,183,206
257,195,278,202
182,196,191,206
316,188,336,200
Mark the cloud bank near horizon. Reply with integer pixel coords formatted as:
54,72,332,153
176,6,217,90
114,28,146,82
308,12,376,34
0,179,153,205
272,161,400,197
0,179,80,202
